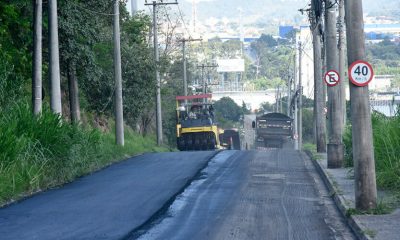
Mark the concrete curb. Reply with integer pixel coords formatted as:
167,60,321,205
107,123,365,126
306,151,371,240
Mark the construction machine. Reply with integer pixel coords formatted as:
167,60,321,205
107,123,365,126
176,94,220,151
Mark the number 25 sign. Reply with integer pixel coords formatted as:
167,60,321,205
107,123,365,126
349,60,374,87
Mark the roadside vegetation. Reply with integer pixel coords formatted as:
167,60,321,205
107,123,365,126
0,1,175,206
344,112,400,192
0,102,167,206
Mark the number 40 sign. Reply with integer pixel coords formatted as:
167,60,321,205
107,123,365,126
349,60,374,87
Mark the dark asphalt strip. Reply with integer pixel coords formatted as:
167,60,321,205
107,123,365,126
0,151,221,240
122,150,222,240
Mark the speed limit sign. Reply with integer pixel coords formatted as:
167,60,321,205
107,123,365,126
349,60,374,87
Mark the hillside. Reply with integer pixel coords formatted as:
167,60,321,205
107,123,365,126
132,0,399,24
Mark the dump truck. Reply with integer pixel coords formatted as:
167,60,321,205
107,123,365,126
252,112,293,148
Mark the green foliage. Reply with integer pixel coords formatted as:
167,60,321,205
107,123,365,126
0,1,32,108
214,97,242,123
259,101,274,113
0,102,167,205
366,39,400,88
344,112,400,191
248,35,294,90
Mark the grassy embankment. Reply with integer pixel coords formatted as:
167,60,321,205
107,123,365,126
304,112,400,193
344,112,400,193
0,102,168,206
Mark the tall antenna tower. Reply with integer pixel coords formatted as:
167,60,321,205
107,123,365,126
192,0,197,33
131,0,138,15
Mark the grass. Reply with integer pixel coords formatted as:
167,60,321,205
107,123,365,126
346,201,393,216
344,112,400,192
0,102,169,206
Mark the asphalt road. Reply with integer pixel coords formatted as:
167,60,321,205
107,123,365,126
132,150,355,240
0,150,355,240
0,151,217,240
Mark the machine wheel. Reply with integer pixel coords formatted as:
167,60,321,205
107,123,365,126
208,135,216,150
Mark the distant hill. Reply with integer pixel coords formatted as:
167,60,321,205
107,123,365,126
132,0,399,24
177,0,400,23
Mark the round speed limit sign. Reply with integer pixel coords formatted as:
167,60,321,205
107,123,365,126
349,60,374,87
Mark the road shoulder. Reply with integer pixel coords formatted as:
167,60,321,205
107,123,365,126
308,152,400,240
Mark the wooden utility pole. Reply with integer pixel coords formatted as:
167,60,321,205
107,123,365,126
325,0,344,168
345,0,377,210
298,42,303,150
338,0,347,128
114,0,124,146
146,0,178,146
33,0,42,115
311,1,327,153
179,38,202,100
48,0,62,114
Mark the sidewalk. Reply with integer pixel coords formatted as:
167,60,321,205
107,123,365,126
310,153,400,240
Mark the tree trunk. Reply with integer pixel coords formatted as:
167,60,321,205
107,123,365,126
68,61,81,123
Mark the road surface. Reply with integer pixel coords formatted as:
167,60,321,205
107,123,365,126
0,150,355,240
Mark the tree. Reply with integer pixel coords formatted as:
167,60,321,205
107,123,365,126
214,97,242,122
58,0,113,122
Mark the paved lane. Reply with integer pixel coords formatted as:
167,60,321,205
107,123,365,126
0,151,217,240
134,150,355,240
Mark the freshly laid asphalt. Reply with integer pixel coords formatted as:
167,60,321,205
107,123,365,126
133,150,355,240
0,151,217,240
1,149,356,240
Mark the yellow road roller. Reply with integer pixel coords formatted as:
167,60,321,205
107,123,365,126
176,94,221,151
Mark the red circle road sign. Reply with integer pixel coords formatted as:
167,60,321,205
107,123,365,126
349,60,374,87
324,70,340,87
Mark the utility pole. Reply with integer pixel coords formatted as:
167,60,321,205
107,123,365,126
298,41,303,150
311,0,327,153
325,0,344,168
48,0,62,115
287,74,291,116
293,53,298,150
179,38,202,100
33,0,42,115
146,0,178,146
114,0,125,146
338,0,347,128
113,0,124,146
345,0,377,210
197,63,218,97
131,0,138,15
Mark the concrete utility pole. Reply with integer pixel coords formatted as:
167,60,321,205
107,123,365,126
311,1,327,153
131,0,138,15
338,0,347,128
293,53,298,150
48,0,62,114
180,38,202,100
345,0,377,210
113,0,124,146
325,0,344,168
298,41,303,150
287,74,291,116
33,0,42,115
146,0,178,146
197,63,218,97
